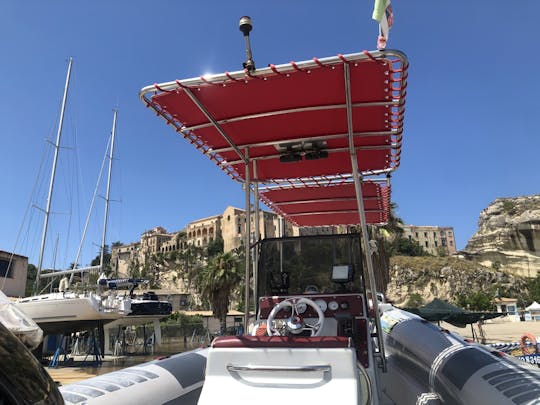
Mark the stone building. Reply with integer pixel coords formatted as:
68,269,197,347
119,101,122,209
111,206,297,278
402,225,457,256
140,227,173,255
0,250,28,297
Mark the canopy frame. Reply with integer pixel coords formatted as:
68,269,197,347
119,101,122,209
141,49,409,372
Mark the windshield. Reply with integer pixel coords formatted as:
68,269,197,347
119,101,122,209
257,234,364,297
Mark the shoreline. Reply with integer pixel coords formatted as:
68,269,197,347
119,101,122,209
442,319,540,344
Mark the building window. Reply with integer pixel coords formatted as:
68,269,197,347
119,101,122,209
424,232,428,238
450,241,453,246
0,259,13,278
433,232,437,238
434,241,438,247
408,235,412,240
415,232,418,237
425,241,428,247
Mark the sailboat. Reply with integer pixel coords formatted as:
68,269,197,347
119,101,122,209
14,60,130,337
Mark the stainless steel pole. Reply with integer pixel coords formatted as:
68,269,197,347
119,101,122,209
253,161,260,312
343,63,386,371
243,149,251,332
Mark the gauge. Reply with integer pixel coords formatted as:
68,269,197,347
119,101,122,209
296,302,307,314
328,300,339,311
314,299,328,312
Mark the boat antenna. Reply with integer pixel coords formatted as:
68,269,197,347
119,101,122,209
239,16,255,72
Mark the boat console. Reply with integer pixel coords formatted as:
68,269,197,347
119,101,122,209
198,235,374,405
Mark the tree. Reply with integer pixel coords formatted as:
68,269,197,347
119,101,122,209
25,264,37,296
406,293,424,308
456,291,495,311
393,237,428,256
91,244,112,273
206,236,224,258
382,202,405,239
198,251,243,333
528,274,540,304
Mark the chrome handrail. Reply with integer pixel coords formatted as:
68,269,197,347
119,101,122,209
227,364,330,373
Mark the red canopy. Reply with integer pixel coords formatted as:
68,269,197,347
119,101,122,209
141,50,408,226
260,181,390,227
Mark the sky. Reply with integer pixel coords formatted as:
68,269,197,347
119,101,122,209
1,1,538,270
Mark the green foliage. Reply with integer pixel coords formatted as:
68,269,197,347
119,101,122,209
91,244,112,273
528,274,540,304
405,293,424,308
456,291,494,311
25,264,37,296
381,202,404,238
197,251,243,333
391,237,429,257
502,200,516,215
206,236,224,258
162,313,205,335
492,261,502,270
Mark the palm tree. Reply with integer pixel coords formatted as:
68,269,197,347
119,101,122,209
383,202,405,239
198,251,243,333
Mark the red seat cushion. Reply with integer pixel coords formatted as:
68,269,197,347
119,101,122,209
212,335,351,349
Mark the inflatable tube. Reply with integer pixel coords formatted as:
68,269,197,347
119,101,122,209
60,348,208,404
380,308,540,405
520,333,537,355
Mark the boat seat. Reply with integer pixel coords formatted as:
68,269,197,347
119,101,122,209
199,335,361,405
212,335,351,349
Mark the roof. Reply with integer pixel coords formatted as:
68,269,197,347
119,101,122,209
493,297,518,303
141,50,408,227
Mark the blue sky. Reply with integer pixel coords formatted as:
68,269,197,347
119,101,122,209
1,1,538,269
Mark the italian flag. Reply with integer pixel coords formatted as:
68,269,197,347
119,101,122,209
372,0,394,49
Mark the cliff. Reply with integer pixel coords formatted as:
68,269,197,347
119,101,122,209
386,256,528,307
463,195,540,277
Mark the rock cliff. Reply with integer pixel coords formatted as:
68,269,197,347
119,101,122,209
463,195,540,277
386,256,528,307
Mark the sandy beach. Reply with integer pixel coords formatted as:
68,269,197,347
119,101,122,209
442,319,540,344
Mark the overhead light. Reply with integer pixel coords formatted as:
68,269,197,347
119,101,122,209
305,150,329,160
279,152,302,163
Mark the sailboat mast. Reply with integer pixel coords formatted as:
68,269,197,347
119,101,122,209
34,57,73,293
99,110,117,273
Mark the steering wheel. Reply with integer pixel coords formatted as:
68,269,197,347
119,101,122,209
266,297,325,336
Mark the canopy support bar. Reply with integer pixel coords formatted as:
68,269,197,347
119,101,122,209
244,148,251,330
344,63,387,372
183,99,402,133
208,129,400,155
182,87,248,165
253,160,260,313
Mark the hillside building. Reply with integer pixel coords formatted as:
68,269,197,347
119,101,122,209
402,225,457,256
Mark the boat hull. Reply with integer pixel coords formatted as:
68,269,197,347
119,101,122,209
15,293,127,335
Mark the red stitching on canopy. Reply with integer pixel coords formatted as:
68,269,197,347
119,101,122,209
199,75,221,86
154,83,173,93
174,80,190,89
362,50,378,63
312,57,334,69
269,64,286,76
290,61,310,73
225,72,243,82
245,68,265,80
